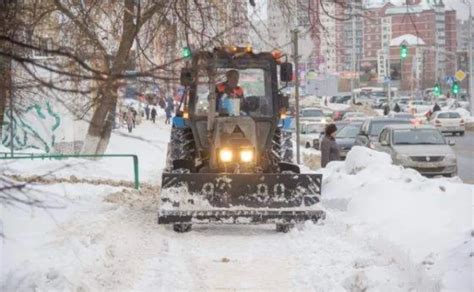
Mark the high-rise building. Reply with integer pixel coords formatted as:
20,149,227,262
362,0,457,90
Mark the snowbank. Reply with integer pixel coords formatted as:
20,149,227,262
321,146,473,290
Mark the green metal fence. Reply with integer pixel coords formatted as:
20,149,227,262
0,153,140,189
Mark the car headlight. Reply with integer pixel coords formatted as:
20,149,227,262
445,154,456,162
395,153,410,162
240,149,254,163
219,148,233,162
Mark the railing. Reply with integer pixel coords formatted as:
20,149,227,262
0,153,140,189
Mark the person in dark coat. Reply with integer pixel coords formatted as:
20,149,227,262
145,104,150,120
433,103,441,113
393,102,401,113
151,107,157,123
383,103,390,116
320,124,340,168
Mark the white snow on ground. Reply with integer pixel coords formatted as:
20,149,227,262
1,120,170,183
321,147,473,290
1,120,473,291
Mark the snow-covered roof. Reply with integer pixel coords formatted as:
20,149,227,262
390,34,425,46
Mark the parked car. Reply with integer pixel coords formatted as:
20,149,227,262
391,96,410,111
375,124,457,177
299,107,330,133
342,112,367,122
387,112,415,120
335,122,363,159
429,111,465,136
407,99,431,114
332,110,349,121
372,97,388,109
355,118,411,148
300,121,324,149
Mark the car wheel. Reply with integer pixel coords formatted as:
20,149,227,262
305,142,311,148
460,131,465,137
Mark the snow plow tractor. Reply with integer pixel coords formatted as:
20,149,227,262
159,46,324,232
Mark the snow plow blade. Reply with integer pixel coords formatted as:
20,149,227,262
158,173,323,224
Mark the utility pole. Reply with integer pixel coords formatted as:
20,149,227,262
9,85,13,157
387,48,391,104
351,7,356,102
293,29,301,165
468,3,474,114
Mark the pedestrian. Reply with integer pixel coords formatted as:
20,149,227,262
145,104,150,120
320,123,340,168
130,107,137,127
126,109,134,133
383,103,390,116
433,103,441,113
158,97,166,110
165,97,174,124
151,107,157,123
393,103,401,113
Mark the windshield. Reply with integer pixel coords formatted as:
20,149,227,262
336,124,361,138
369,120,409,136
302,124,321,134
438,112,461,119
393,129,446,145
194,67,273,117
301,109,323,117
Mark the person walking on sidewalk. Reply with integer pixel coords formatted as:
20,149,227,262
151,107,157,123
320,123,340,168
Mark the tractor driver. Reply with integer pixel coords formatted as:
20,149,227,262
216,70,244,114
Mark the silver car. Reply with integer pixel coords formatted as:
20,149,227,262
375,124,457,177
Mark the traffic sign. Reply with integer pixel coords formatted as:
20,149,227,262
455,70,466,81
445,76,455,85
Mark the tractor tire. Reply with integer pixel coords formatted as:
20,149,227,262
166,127,195,171
276,223,293,233
173,223,192,233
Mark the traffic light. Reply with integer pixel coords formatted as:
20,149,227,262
451,81,460,94
182,46,192,58
434,83,441,96
400,44,408,59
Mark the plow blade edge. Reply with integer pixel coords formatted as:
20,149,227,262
158,173,323,224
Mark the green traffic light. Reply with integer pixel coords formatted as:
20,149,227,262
182,47,192,58
451,81,460,94
400,44,408,59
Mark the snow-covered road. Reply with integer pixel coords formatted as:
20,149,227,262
1,119,472,291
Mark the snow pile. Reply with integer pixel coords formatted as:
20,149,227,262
321,146,473,290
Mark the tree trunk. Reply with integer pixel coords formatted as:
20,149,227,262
81,83,118,155
81,0,137,155
0,58,10,140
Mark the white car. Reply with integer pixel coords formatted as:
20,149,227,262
342,112,366,122
300,121,324,149
429,111,465,136
299,108,331,132
407,100,431,114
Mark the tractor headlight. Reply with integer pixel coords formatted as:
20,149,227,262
219,148,233,162
240,149,254,163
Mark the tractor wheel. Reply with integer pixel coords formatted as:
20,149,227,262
173,223,192,233
166,127,195,171
276,223,293,233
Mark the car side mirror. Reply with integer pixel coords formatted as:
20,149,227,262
448,139,455,146
280,62,293,82
180,68,192,86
